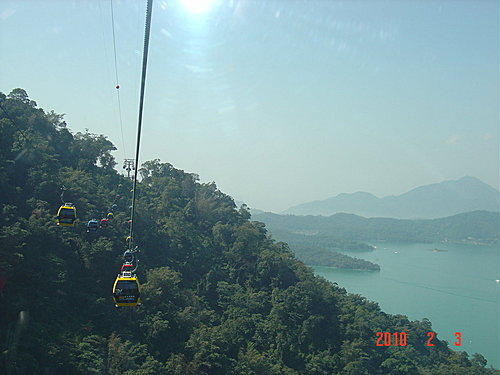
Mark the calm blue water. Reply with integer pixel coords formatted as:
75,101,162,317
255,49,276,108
313,242,500,369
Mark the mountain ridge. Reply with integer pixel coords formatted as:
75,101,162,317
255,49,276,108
282,176,499,219
254,210,499,244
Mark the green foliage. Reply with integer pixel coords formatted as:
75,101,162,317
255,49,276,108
265,228,380,270
232,345,277,375
1,89,498,374
75,335,107,375
256,211,499,244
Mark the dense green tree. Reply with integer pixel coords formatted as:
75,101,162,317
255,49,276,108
74,335,107,375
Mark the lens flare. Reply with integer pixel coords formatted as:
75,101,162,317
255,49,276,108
180,0,215,14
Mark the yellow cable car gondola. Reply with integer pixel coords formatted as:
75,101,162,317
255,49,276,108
112,274,141,307
56,204,77,226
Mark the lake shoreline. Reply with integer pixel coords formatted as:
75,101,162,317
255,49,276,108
313,241,500,369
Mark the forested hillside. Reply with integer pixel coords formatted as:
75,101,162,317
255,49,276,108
1,89,497,374
255,211,499,244
267,229,380,271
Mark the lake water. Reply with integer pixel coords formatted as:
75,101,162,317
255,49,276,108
313,242,500,369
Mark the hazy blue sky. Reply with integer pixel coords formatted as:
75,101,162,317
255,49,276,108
1,0,498,212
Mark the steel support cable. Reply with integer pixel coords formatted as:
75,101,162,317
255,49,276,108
2,103,71,208
115,89,127,159
110,0,127,159
0,101,33,161
128,0,153,256
60,186,66,204
0,102,31,145
110,0,120,86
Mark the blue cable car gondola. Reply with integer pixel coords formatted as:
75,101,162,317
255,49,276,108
86,219,99,233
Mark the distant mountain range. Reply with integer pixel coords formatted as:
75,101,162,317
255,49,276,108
282,176,499,219
254,210,499,244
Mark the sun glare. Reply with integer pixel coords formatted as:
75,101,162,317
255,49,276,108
180,0,215,14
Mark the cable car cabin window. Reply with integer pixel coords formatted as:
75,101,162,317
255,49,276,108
60,208,75,218
58,207,76,226
113,280,140,303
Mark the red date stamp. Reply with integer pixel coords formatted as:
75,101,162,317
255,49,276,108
376,331,461,347
376,332,407,346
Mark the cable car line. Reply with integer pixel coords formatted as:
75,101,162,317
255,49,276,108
128,0,153,252
110,0,127,160
84,191,119,233
0,101,32,161
110,0,120,89
0,102,29,142
112,0,153,308
0,103,79,228
60,185,67,205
